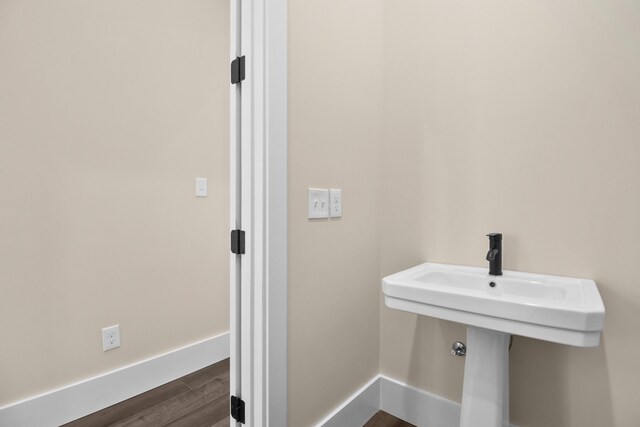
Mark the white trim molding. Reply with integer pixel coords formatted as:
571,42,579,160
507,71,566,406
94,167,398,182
265,0,288,424
379,376,461,427
229,0,287,425
315,376,381,427
316,374,519,427
0,333,229,427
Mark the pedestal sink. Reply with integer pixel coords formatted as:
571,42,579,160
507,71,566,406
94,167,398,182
382,263,605,427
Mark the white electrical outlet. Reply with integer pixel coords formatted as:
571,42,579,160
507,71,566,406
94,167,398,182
330,188,342,218
102,325,121,352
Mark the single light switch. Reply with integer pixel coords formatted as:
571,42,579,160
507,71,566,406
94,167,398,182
308,188,329,219
330,189,342,218
196,178,207,197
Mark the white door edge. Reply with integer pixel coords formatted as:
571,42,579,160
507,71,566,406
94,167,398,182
230,0,287,425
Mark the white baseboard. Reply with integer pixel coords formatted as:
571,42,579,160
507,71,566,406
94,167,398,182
315,376,380,427
0,332,230,427
379,375,461,426
318,374,518,427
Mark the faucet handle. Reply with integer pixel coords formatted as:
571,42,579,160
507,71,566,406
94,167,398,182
487,233,502,240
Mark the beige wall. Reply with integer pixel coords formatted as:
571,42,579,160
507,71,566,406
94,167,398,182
380,1,640,426
4,1,639,424
0,0,229,406
288,0,384,425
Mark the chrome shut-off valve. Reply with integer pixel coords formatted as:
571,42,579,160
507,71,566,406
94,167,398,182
451,341,466,356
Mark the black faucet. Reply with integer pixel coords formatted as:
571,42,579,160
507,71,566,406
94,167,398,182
486,233,502,276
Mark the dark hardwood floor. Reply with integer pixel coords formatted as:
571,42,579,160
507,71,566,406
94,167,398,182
364,411,416,427
63,358,412,427
63,358,230,427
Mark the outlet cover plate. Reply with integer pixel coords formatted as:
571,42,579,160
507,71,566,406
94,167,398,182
102,325,121,352
330,188,342,218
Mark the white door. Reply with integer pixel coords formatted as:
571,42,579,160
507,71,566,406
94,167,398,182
229,0,250,425
229,0,287,425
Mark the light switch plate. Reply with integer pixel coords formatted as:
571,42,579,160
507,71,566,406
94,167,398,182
195,177,207,197
308,188,329,219
330,188,342,218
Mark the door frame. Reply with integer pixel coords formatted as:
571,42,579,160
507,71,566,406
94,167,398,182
230,0,287,425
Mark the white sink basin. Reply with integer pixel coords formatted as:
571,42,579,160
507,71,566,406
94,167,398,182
383,262,605,347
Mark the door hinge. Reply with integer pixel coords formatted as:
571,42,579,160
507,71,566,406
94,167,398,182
231,56,246,84
231,395,246,424
231,229,245,255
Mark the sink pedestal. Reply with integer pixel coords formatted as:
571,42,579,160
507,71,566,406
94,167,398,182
460,327,510,427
